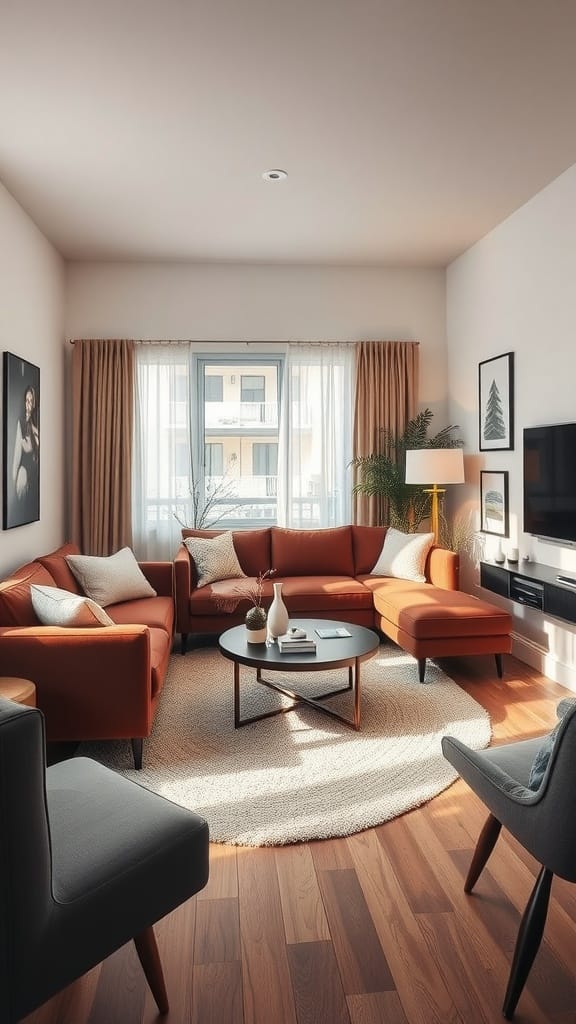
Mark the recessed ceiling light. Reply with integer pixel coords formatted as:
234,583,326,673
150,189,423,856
262,169,288,181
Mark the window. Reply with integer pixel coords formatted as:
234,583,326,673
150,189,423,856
197,359,281,528
241,375,265,403
205,375,223,401
205,442,224,476
252,443,278,476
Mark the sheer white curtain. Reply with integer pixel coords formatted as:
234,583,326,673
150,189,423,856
132,344,192,560
277,343,355,528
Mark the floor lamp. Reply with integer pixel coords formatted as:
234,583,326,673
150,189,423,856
405,448,465,543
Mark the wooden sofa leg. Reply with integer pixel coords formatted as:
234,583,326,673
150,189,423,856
131,738,143,770
495,653,504,678
418,658,426,683
181,632,188,655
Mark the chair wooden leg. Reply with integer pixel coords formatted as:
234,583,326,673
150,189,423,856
495,653,504,678
418,658,426,682
464,812,502,893
134,925,169,1015
503,866,553,1020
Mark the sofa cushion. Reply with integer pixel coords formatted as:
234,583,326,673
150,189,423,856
351,525,388,575
37,543,82,594
0,562,57,626
66,547,157,605
370,528,434,584
188,578,275,616
184,532,246,588
31,585,115,627
279,576,374,612
182,528,271,578
364,577,512,638
271,527,355,577
106,596,174,635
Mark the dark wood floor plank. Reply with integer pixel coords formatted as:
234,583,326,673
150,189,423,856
375,814,453,914
309,836,355,870
191,962,243,1024
87,942,145,1024
347,829,459,1024
275,843,331,943
347,991,409,1024
317,867,395,994
237,847,298,1024
199,841,238,900
194,896,240,964
287,940,351,1024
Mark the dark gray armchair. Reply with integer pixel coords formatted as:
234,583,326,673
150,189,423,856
0,697,209,1022
442,698,576,1020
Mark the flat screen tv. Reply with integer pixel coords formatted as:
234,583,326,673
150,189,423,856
524,423,576,544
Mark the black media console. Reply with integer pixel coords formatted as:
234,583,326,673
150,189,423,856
480,560,576,625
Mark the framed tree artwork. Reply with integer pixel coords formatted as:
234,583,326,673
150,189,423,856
480,470,509,537
478,351,514,451
2,352,40,529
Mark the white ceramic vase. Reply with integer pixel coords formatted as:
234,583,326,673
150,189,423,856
267,581,289,640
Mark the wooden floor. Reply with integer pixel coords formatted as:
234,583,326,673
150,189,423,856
25,653,576,1024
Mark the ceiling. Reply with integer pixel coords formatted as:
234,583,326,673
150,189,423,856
2,0,576,266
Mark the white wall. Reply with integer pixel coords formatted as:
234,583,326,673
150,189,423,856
65,262,448,418
0,182,65,576
447,163,576,690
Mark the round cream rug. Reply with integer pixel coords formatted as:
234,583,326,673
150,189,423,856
80,644,491,846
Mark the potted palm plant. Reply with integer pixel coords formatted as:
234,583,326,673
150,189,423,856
351,409,462,531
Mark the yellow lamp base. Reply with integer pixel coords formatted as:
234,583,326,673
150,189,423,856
423,485,446,545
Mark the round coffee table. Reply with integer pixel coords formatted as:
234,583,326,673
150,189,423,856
218,618,379,731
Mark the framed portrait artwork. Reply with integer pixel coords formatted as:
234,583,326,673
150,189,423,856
2,352,40,529
480,470,509,537
478,351,514,451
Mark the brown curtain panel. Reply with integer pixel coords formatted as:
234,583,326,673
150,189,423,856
353,341,419,525
71,339,135,555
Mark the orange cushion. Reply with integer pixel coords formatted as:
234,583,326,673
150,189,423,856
189,578,275,616
37,543,82,594
0,563,57,626
279,576,374,612
106,596,174,635
351,525,388,574
271,527,354,576
182,528,271,579
363,577,512,639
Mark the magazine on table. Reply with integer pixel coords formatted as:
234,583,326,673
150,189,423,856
278,631,316,652
314,627,352,639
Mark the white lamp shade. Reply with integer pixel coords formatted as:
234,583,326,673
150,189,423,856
405,448,465,485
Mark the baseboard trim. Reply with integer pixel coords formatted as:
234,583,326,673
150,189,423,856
511,631,576,693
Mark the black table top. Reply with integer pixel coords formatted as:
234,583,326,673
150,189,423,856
218,618,380,671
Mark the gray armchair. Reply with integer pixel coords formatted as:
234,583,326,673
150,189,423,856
0,697,209,1022
442,698,576,1020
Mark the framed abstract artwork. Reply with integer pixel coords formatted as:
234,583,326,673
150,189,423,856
480,470,509,537
479,351,514,451
2,352,40,529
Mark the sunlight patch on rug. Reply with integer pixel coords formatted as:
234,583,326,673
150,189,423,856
80,645,491,846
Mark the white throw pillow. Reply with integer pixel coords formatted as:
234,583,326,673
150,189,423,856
65,547,157,606
31,584,115,627
184,532,246,589
370,528,434,583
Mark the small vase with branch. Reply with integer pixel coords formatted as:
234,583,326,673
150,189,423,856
214,569,277,644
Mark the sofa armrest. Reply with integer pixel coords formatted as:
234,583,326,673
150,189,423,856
139,560,174,597
427,546,459,590
174,544,192,633
0,625,153,739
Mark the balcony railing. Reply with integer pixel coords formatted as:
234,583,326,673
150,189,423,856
204,401,278,428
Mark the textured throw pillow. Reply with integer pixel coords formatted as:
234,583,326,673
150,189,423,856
370,527,434,583
65,547,156,606
184,531,246,589
528,697,576,790
31,584,115,627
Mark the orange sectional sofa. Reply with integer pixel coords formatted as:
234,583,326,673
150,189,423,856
0,543,174,768
175,526,512,679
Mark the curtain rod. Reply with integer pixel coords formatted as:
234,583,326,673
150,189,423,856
67,338,413,346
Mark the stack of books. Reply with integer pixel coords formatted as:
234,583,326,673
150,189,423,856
277,631,317,653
